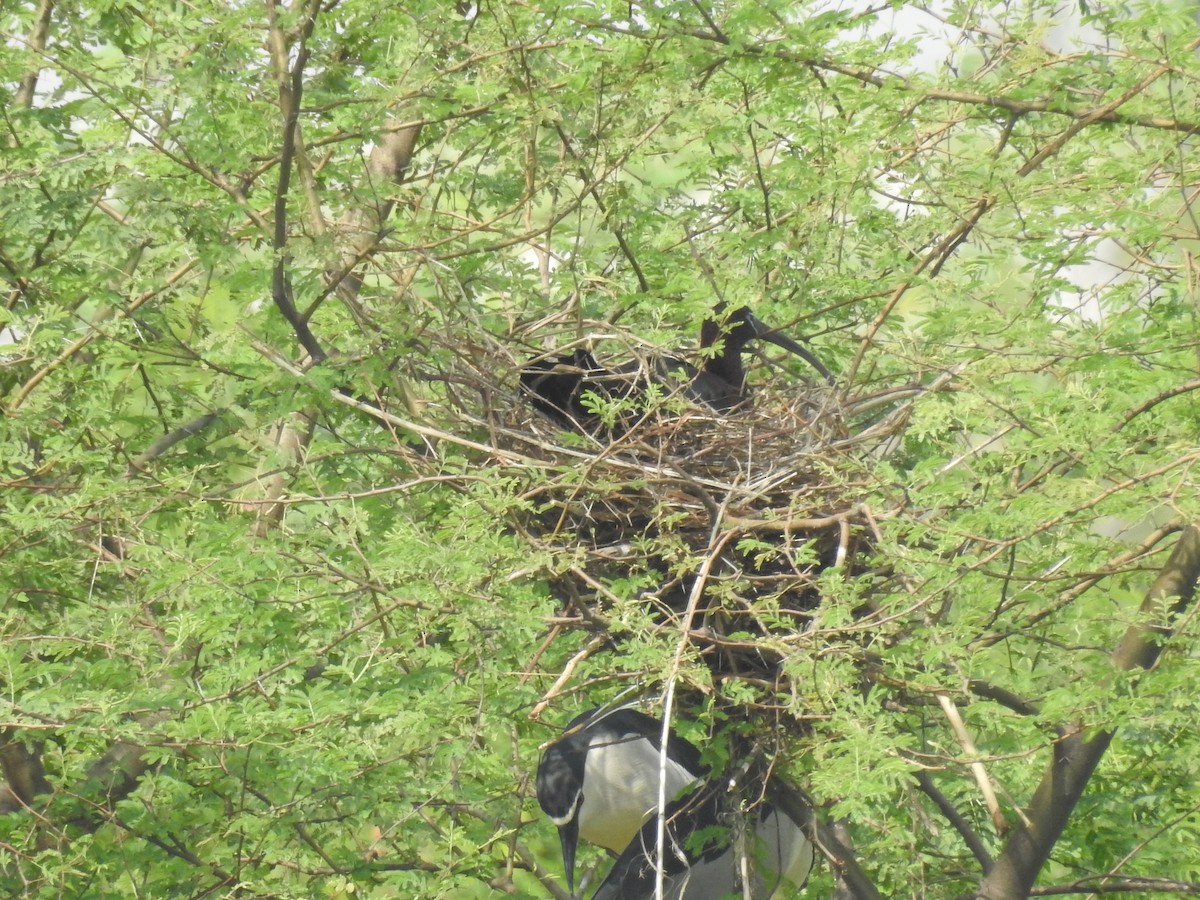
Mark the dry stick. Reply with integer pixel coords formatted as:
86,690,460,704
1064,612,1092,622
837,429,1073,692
529,635,607,718
725,504,864,533
975,525,1200,900
656,526,736,900
936,693,1006,834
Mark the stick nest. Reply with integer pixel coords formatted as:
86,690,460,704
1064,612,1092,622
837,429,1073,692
425,325,917,693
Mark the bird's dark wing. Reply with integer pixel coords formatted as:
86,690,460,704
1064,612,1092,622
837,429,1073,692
520,349,640,429
591,783,733,900
519,350,607,425
590,776,815,900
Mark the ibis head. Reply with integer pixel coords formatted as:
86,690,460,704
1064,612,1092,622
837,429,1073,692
536,707,705,894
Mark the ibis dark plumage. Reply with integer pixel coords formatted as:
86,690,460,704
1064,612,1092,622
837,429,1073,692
536,706,814,899
520,306,832,429
536,707,706,894
518,348,628,429
681,305,833,411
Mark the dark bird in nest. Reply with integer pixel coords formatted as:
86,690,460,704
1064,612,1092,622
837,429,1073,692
520,305,833,430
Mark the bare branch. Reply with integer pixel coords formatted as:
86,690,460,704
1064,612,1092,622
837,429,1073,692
937,693,1006,835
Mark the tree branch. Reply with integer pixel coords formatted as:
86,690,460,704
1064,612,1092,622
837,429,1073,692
975,525,1200,900
770,779,884,900
265,0,328,363
914,770,993,873
126,412,223,474
570,19,1200,135
324,120,424,324
13,0,55,110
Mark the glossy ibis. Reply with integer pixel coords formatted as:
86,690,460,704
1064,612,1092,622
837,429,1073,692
520,306,832,429
518,348,629,430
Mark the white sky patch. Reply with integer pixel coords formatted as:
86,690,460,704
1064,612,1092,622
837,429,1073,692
849,0,1155,325
1049,236,1138,324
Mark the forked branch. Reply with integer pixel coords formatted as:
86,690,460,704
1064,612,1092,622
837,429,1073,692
975,525,1200,900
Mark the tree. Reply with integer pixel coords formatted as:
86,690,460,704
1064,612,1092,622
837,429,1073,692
2,0,1200,897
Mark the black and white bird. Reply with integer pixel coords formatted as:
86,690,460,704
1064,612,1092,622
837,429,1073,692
592,777,814,900
520,306,833,430
536,706,814,899
536,707,706,894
